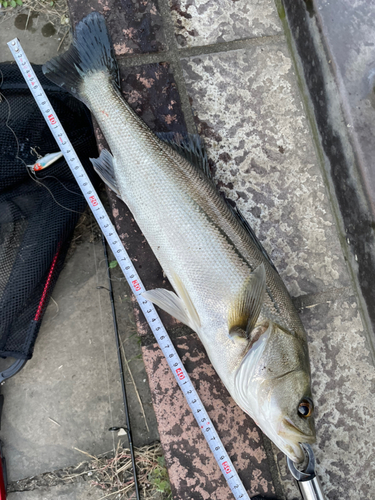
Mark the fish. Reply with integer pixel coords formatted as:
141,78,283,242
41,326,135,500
43,12,316,463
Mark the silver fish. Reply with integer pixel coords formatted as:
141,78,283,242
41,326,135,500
43,12,316,463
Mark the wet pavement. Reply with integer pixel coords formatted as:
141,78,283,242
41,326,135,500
1,0,375,499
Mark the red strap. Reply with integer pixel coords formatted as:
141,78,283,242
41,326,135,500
34,247,60,321
0,456,6,499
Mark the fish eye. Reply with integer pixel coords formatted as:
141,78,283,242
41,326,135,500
298,398,314,418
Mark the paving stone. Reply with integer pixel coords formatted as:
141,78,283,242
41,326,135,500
1,237,124,482
169,0,282,48
117,60,187,137
69,0,165,55
142,335,276,500
181,44,350,298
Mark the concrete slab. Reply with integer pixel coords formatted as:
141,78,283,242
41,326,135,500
8,482,104,500
107,248,161,446
281,0,375,360
1,232,124,482
0,10,71,64
303,294,375,499
169,0,282,48
181,44,350,297
312,0,375,212
9,481,165,500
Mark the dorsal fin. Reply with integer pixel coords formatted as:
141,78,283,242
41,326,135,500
156,132,211,178
157,131,277,273
232,206,278,273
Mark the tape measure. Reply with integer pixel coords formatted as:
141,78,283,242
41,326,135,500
8,38,250,500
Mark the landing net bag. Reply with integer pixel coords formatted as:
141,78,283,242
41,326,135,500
0,63,98,360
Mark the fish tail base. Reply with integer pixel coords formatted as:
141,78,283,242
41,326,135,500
42,12,119,104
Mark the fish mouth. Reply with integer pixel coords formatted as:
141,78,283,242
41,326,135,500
284,442,306,464
277,418,316,464
279,417,315,442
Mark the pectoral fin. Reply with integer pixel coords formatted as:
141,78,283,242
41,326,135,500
229,264,266,341
142,278,200,333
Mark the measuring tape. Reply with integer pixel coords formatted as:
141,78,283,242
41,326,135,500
7,38,250,500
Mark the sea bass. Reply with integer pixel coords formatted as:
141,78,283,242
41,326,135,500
43,12,316,463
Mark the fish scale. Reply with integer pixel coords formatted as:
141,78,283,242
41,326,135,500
84,77,250,300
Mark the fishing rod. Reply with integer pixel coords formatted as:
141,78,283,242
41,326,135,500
287,444,326,500
99,233,140,500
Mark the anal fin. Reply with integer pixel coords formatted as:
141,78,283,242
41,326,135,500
142,274,201,333
142,288,199,332
172,273,201,331
90,149,121,198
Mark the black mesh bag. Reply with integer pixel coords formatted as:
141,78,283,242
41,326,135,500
0,63,98,361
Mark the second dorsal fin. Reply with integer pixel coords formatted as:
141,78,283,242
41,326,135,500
157,131,278,274
232,207,279,273
156,131,211,178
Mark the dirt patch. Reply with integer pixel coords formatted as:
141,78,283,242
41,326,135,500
9,442,170,499
65,207,101,262
0,0,71,48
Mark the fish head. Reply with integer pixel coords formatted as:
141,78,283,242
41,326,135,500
257,368,316,463
234,321,316,463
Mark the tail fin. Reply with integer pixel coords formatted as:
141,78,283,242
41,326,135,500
42,12,119,104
